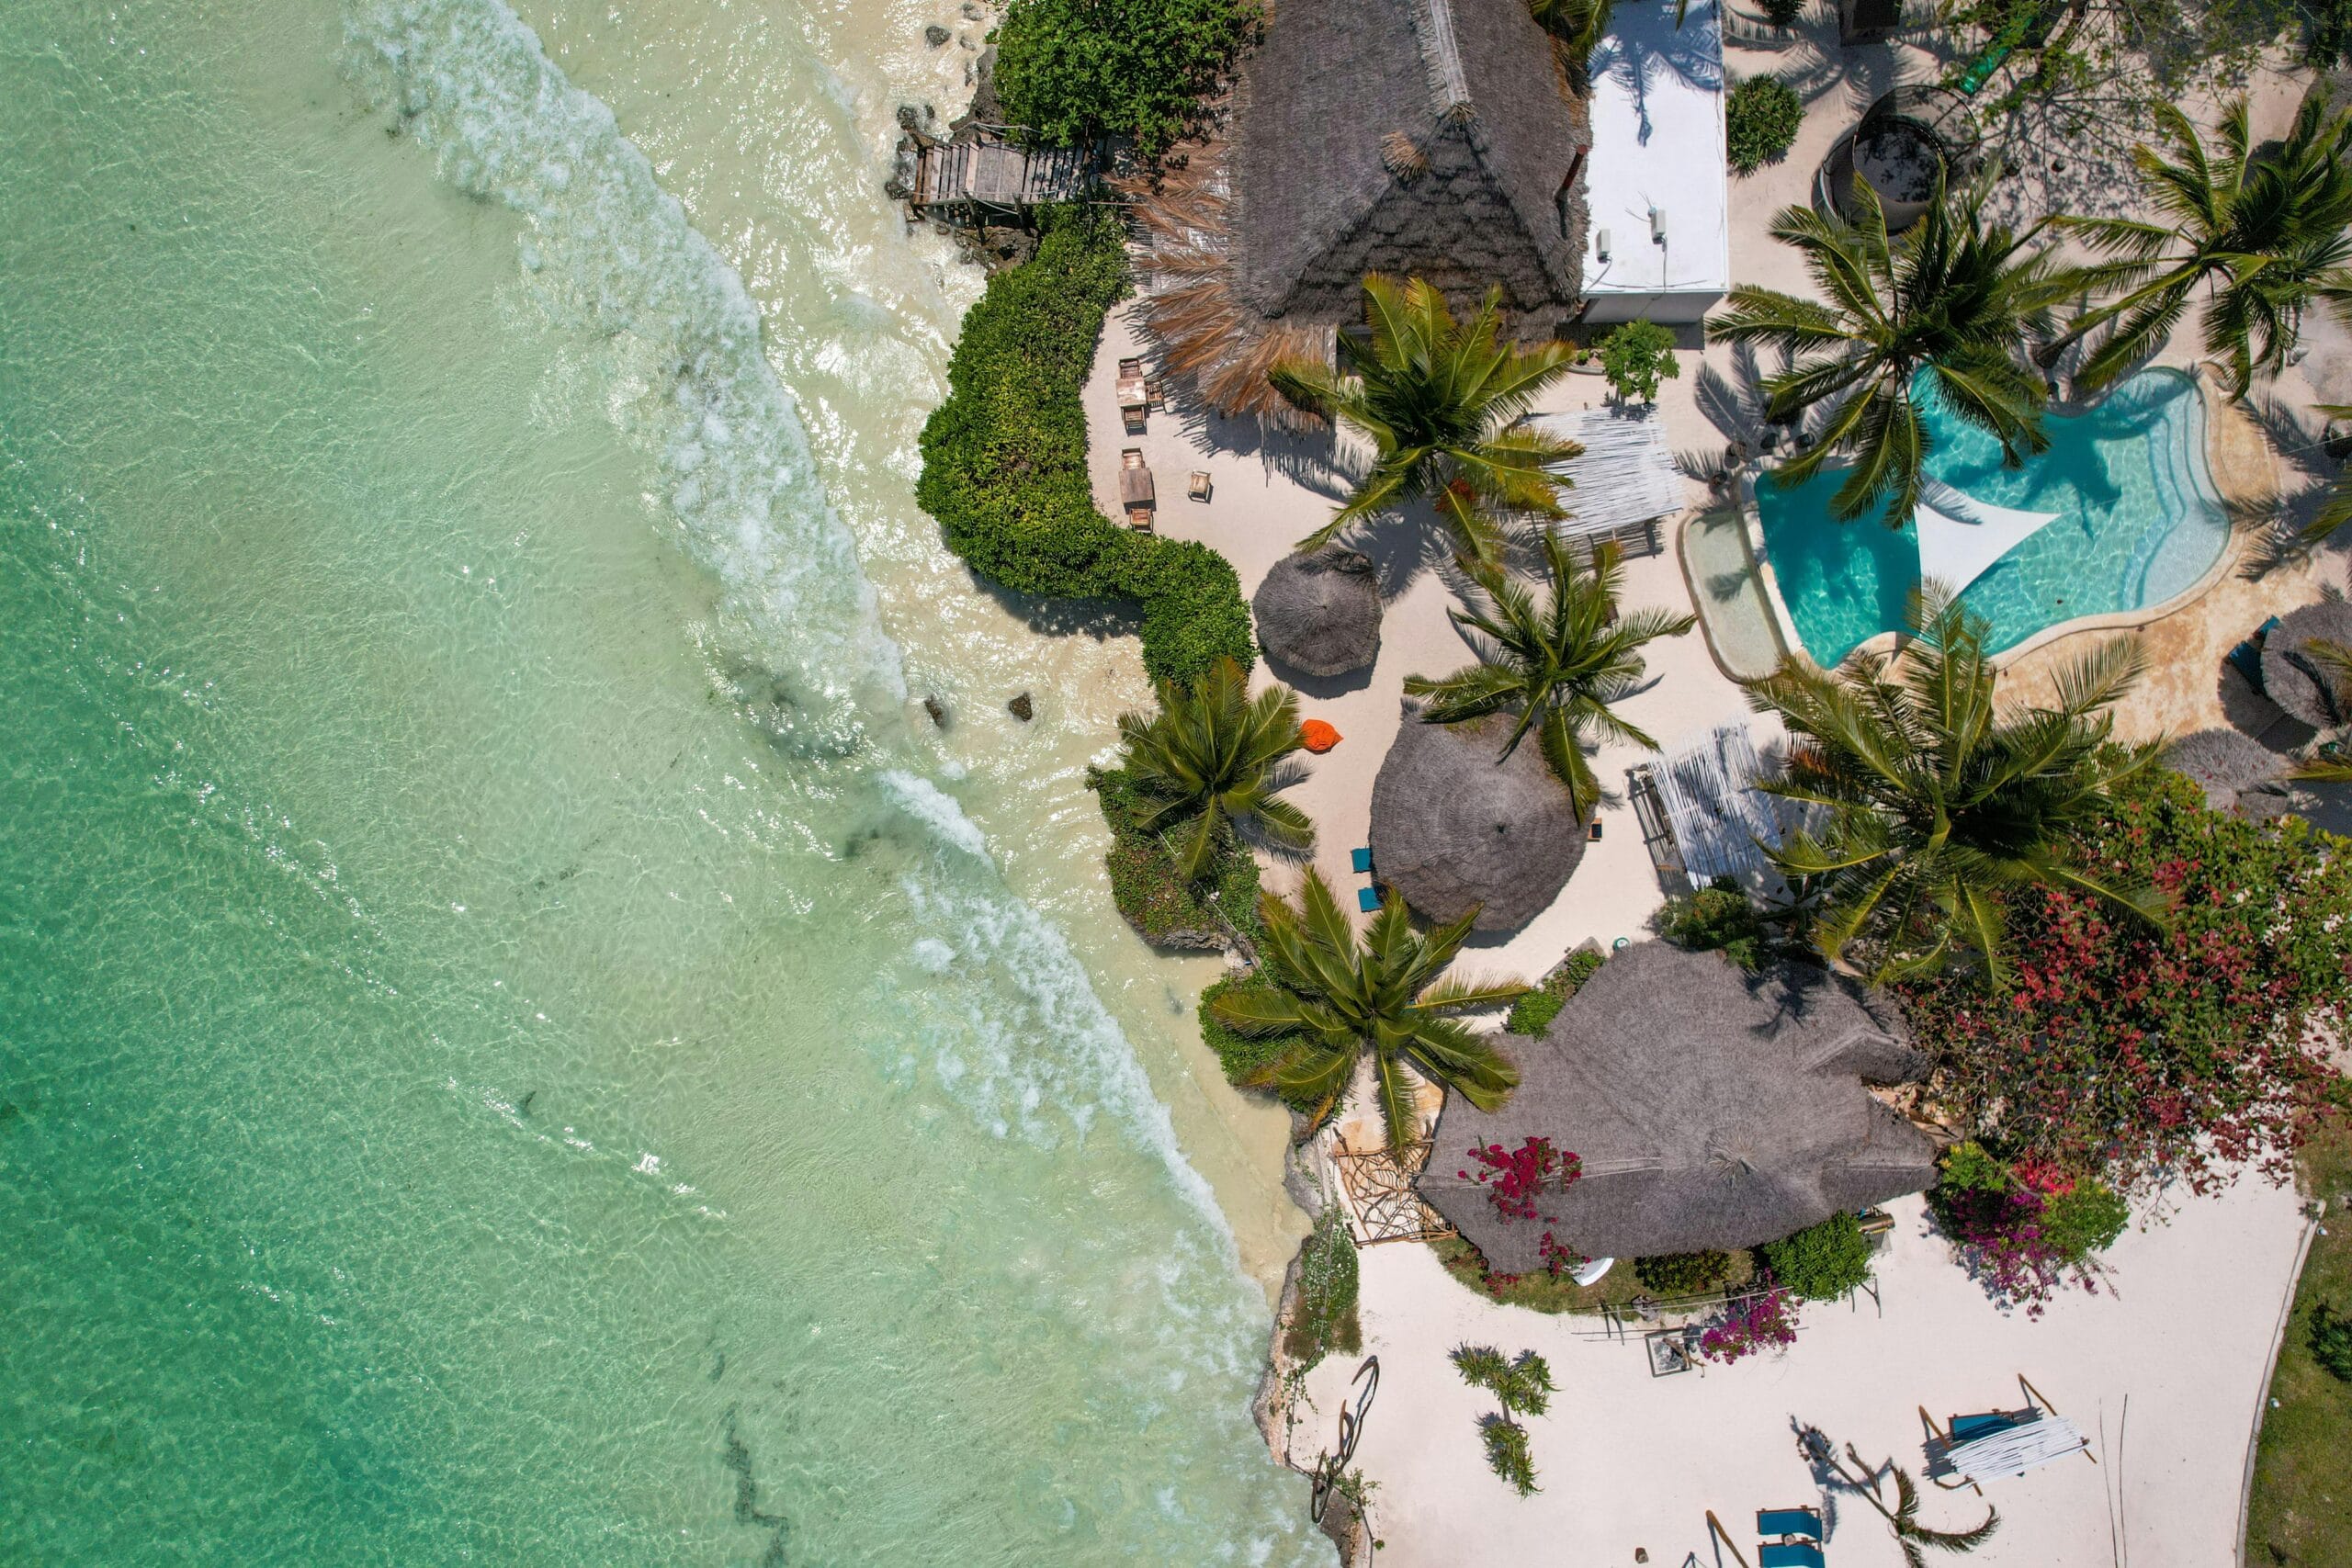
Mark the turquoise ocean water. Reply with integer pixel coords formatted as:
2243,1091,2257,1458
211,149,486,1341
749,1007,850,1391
1756,368,2231,664
0,1,1315,1561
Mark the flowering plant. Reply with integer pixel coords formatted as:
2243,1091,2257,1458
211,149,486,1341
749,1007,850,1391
1898,770,2351,1193
1458,1136,1583,1223
1928,1142,2128,1315
1697,1281,1799,1364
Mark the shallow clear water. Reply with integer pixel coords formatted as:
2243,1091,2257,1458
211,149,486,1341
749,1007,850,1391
1755,368,2230,664
0,1,1315,1562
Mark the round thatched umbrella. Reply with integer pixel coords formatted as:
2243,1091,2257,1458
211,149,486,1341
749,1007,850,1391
2165,728,2289,811
1252,546,1382,678
1368,705,1585,931
2261,601,2352,728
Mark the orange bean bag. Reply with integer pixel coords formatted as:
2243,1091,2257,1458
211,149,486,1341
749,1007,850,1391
1300,719,1342,754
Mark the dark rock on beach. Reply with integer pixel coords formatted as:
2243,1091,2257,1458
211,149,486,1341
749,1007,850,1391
1007,691,1034,721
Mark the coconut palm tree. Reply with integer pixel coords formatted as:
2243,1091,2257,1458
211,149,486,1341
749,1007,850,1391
2049,95,2352,399
1270,275,1583,570
1210,869,1525,1149
1528,0,1612,83
1707,176,2073,528
1404,534,1694,818
1116,656,1314,885
1745,592,2166,982
2298,403,2352,543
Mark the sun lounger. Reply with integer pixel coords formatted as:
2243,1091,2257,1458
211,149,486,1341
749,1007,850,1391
1357,886,1382,913
1758,1544,1825,1568
1351,847,1374,874
1757,1507,1823,1541
2228,615,2283,694
1116,357,1148,434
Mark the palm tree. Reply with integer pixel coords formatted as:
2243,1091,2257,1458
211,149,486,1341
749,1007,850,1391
1270,275,1582,570
1210,869,1525,1149
2299,403,2352,543
1404,534,1694,818
1795,1427,1999,1568
1452,1346,1555,1497
1115,656,1314,885
1745,592,2165,982
2049,95,2352,399
1528,0,1611,83
1707,176,2073,528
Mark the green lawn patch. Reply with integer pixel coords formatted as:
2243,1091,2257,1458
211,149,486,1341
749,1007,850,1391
2245,1111,2352,1567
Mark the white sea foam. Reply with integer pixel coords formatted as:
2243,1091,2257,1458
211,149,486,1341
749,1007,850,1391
343,0,904,745
345,0,1256,1319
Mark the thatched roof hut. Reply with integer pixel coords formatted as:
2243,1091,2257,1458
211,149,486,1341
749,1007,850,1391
1419,942,1939,1269
2165,728,2288,812
1369,705,1586,931
1253,546,1383,677
1120,0,1590,416
2262,601,2352,728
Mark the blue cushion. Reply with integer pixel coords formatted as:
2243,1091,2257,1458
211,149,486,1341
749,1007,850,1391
1951,1412,2018,1443
1757,1508,1822,1540
1357,886,1382,913
1351,846,1375,874
1758,1544,1825,1568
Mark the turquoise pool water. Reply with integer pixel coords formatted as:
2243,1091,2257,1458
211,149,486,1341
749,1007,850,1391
1754,368,2230,664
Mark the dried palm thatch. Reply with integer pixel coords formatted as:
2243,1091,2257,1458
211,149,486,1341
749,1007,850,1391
2164,728,2287,811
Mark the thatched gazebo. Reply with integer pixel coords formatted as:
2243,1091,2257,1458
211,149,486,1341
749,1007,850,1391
1253,546,1382,677
1119,0,1591,416
1369,705,1586,931
1419,942,1939,1270
2261,601,2352,728
2165,728,2288,812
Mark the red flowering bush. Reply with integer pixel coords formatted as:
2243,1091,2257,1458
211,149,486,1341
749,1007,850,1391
1899,770,2351,1192
1458,1136,1584,1223
1697,1281,1800,1364
1928,1142,2130,1315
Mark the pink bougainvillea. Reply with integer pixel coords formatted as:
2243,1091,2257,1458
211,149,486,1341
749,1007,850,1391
1456,1136,1587,1277
1696,1281,1800,1364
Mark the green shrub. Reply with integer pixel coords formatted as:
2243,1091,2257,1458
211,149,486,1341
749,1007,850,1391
2311,1301,2352,1383
1758,1212,1874,1301
1726,76,1804,175
1597,320,1679,402
1091,766,1263,947
1657,875,1771,970
916,209,1255,684
2038,1183,2130,1261
1759,0,1807,27
992,0,1262,156
1198,974,1325,1111
1634,1250,1735,1295
1505,948,1603,1036
1283,1204,1363,1367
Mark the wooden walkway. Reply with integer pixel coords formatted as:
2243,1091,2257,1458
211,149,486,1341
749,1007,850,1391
910,134,1092,219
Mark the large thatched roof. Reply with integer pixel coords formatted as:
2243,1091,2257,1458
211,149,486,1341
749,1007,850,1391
2262,601,2352,728
1419,942,1938,1269
1120,0,1589,415
1369,705,1585,931
1254,546,1382,677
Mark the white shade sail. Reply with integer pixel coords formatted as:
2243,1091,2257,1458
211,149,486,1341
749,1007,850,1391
1912,476,2060,597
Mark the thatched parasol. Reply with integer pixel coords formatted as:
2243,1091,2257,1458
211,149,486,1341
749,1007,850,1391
1419,941,1938,1269
1252,546,1382,677
2261,601,2352,728
1368,704,1585,931
2165,728,2289,811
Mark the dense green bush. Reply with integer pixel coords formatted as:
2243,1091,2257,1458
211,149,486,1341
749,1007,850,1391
916,209,1255,684
1634,1249,1735,1295
2312,1301,2352,1383
1657,875,1772,970
1927,1141,2131,1312
1283,1204,1363,1367
1091,765,1263,948
1505,948,1603,1036
992,0,1261,156
1598,320,1679,402
1726,75,1804,175
1759,0,1807,27
1758,1212,1874,1301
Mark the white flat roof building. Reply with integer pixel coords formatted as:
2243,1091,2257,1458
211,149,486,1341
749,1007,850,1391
1578,0,1731,324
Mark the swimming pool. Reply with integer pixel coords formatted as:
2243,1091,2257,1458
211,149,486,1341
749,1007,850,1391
1753,368,2230,665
